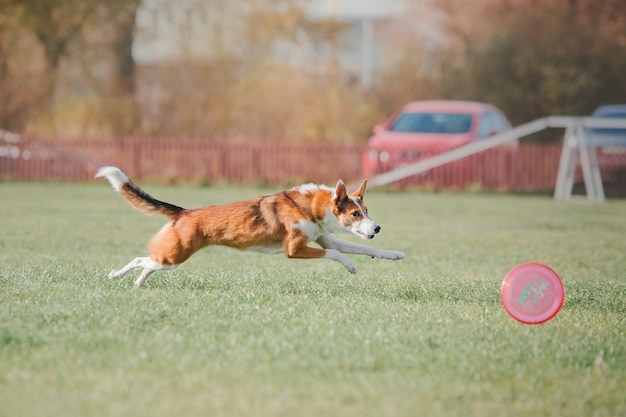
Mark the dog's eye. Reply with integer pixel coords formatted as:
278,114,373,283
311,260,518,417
352,211,361,218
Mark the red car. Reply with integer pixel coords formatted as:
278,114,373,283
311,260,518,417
362,100,513,177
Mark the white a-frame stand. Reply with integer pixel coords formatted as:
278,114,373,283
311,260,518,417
554,119,605,202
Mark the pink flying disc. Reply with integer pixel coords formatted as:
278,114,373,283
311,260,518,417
500,262,564,324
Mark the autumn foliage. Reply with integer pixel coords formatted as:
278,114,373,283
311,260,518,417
0,0,625,141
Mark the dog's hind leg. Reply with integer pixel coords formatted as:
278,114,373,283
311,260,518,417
109,257,178,287
108,257,151,279
133,261,179,287
134,268,155,288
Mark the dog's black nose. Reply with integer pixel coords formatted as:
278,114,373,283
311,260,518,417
374,225,381,234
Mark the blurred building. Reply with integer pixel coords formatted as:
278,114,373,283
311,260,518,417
132,0,439,87
131,0,441,132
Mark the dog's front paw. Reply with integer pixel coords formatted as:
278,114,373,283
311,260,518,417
344,259,358,274
339,256,357,273
382,250,404,260
326,249,358,273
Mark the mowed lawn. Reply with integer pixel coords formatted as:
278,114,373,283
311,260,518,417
0,181,624,417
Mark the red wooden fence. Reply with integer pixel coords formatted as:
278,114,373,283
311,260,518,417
1,135,625,193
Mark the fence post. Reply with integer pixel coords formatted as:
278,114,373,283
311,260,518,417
554,122,577,201
132,138,142,180
576,120,605,201
554,119,605,201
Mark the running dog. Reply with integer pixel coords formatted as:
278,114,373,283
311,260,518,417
96,166,404,287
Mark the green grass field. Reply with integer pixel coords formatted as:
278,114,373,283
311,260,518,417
1,181,624,417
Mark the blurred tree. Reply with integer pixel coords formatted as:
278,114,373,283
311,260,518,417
0,0,96,109
102,0,142,96
0,13,49,130
1,0,92,71
369,4,448,123
0,0,140,133
0,0,93,129
433,0,626,126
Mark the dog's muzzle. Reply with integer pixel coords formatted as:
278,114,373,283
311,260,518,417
355,222,381,240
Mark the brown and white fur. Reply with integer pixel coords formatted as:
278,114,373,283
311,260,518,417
95,166,404,287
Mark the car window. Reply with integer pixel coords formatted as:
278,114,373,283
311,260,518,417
389,113,473,134
478,111,506,138
590,112,626,136
492,111,509,132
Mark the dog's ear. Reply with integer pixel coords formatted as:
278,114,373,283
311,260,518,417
333,179,348,204
351,179,368,201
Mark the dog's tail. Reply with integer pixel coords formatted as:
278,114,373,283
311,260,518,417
95,166,185,220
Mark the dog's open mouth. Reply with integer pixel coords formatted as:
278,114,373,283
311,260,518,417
356,231,376,240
